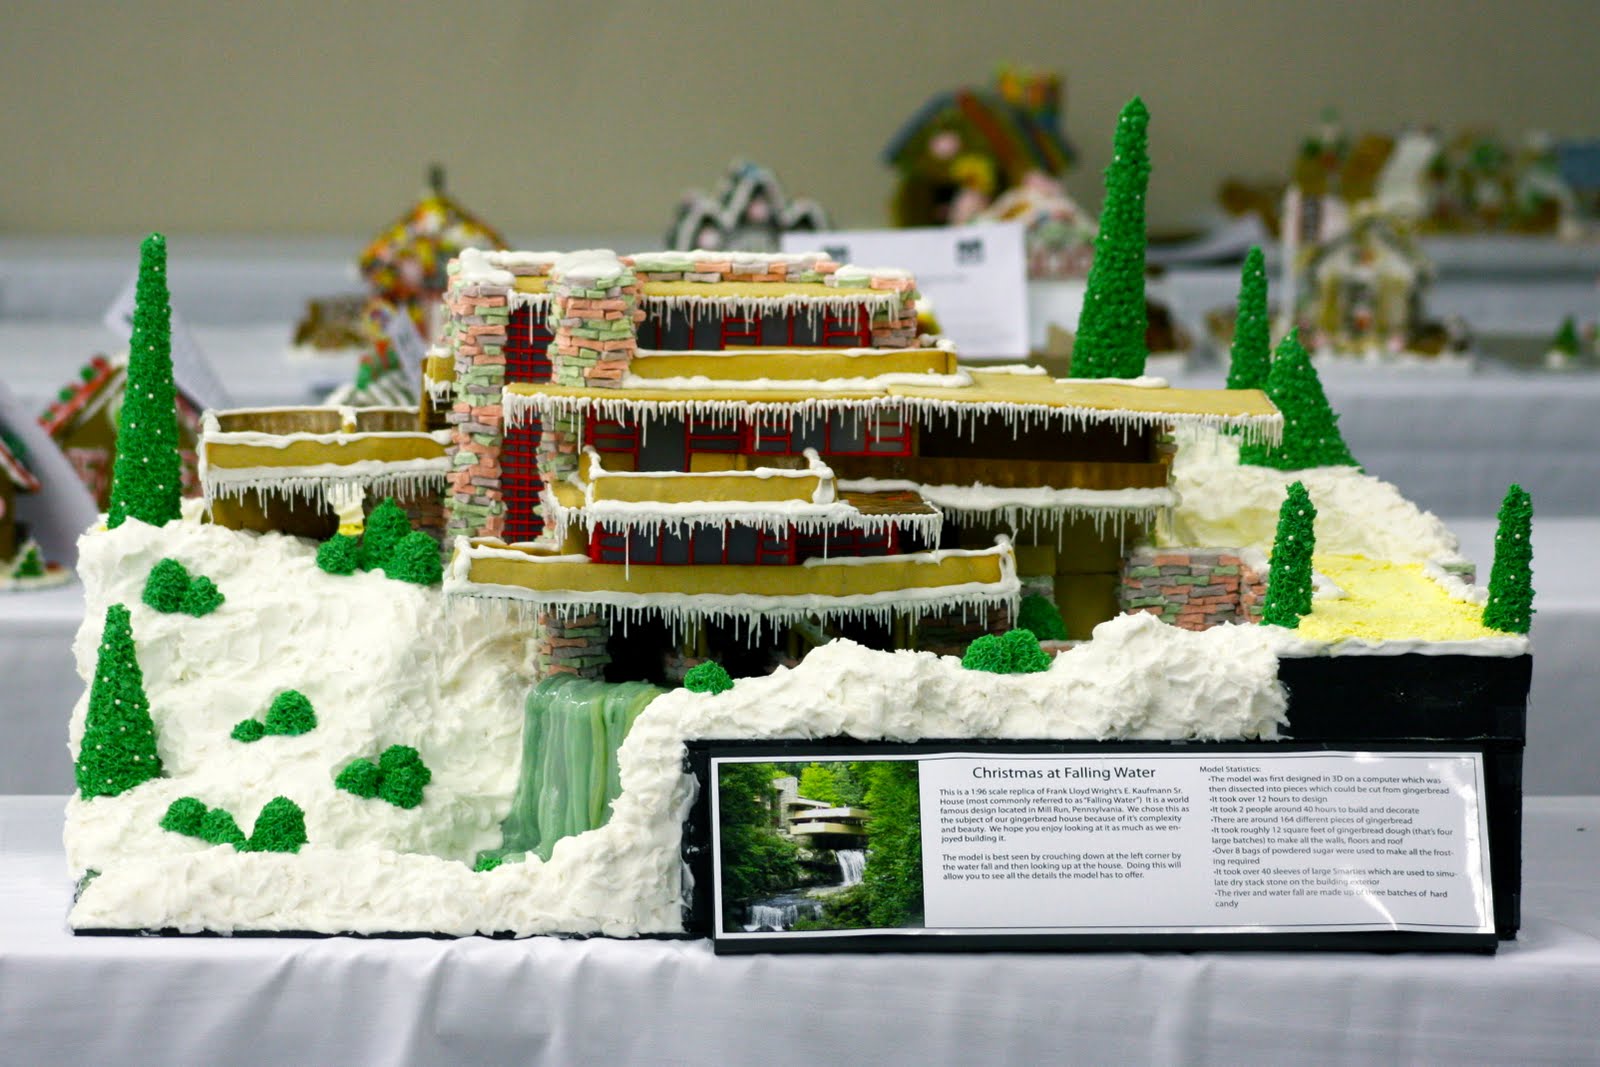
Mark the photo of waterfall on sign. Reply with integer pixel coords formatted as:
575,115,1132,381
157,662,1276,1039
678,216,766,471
715,759,924,934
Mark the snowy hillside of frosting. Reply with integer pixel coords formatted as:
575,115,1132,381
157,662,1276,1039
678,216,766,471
69,557,1287,936
1164,428,1464,565
64,518,537,882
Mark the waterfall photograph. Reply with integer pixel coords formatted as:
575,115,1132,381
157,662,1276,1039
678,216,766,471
715,759,924,935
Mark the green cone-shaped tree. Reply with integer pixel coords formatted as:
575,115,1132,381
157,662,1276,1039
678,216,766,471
359,498,412,571
1072,97,1151,379
75,604,164,798
1482,484,1534,634
108,233,182,529
1551,316,1581,357
12,544,45,579
1226,246,1272,391
1262,482,1317,627
1240,329,1359,470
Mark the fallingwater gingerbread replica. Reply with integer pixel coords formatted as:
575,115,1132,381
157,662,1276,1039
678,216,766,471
64,102,1532,940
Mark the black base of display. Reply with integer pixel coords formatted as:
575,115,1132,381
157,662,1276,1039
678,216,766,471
683,653,1531,948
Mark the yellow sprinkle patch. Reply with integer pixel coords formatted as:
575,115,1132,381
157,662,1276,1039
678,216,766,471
1298,555,1499,643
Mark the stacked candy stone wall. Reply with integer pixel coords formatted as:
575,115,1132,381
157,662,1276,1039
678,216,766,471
536,612,610,679
1119,547,1266,630
441,258,553,542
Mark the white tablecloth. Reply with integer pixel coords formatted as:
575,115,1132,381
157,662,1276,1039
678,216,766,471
2,795,1597,1065
3,521,1595,795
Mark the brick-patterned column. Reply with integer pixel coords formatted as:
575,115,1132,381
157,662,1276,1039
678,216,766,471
536,612,611,679
1120,548,1267,631
539,254,645,487
441,253,555,542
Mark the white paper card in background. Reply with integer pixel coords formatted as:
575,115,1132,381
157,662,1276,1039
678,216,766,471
0,378,99,566
781,223,1029,359
918,751,1492,934
372,304,428,382
103,274,233,412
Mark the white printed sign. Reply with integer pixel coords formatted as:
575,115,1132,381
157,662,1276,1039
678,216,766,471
918,751,1492,934
103,274,233,413
781,222,1029,359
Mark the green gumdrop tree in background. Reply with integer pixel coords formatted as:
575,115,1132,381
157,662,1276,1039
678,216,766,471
108,233,182,529
1262,481,1317,627
75,604,164,798
1240,329,1360,471
1482,484,1534,634
1071,97,1151,380
1016,595,1068,641
1226,246,1272,391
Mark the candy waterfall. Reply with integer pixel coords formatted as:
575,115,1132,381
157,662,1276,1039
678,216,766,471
484,675,664,866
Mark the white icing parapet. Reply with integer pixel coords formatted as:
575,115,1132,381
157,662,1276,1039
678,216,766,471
838,478,1177,541
503,388,1284,447
445,537,1019,637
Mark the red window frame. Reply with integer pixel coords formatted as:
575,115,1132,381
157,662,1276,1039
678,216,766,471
505,306,553,384
821,306,871,348
720,312,762,348
583,416,641,465
500,421,545,543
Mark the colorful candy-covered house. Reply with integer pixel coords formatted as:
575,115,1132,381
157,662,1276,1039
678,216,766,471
883,70,1075,227
41,353,203,508
0,428,40,565
667,160,830,254
438,249,1280,678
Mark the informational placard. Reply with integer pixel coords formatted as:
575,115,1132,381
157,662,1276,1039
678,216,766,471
706,747,1494,952
103,274,233,413
780,222,1029,360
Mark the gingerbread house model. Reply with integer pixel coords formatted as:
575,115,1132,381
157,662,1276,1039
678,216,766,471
0,430,41,564
423,248,1279,675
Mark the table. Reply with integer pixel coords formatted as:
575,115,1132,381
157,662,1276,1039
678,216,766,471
4,521,1596,796
2,795,1597,1065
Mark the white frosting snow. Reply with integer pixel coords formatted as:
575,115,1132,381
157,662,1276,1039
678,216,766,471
69,596,1287,935
1164,427,1464,566
65,518,537,892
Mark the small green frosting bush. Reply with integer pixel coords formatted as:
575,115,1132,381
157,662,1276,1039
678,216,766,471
474,854,504,873
316,534,361,576
684,661,733,695
159,796,208,837
961,629,1052,674
141,559,190,613
383,531,443,585
142,558,225,617
334,758,381,798
198,808,246,847
246,796,308,853
337,745,433,808
359,498,412,572
180,576,225,617
231,719,266,743
263,690,317,736
1016,595,1068,641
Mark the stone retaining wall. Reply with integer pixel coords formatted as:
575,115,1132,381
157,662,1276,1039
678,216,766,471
536,612,610,680
1119,547,1266,631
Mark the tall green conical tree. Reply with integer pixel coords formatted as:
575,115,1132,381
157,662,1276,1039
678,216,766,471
1239,329,1359,470
75,604,164,798
1262,481,1317,627
1482,484,1534,634
1072,97,1150,380
1226,246,1271,390
107,233,182,528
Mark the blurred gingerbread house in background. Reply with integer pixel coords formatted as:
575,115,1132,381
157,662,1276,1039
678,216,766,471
882,68,1074,228
666,161,831,253
41,353,203,508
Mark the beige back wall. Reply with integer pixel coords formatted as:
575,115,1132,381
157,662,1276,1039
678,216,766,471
5,0,1599,238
